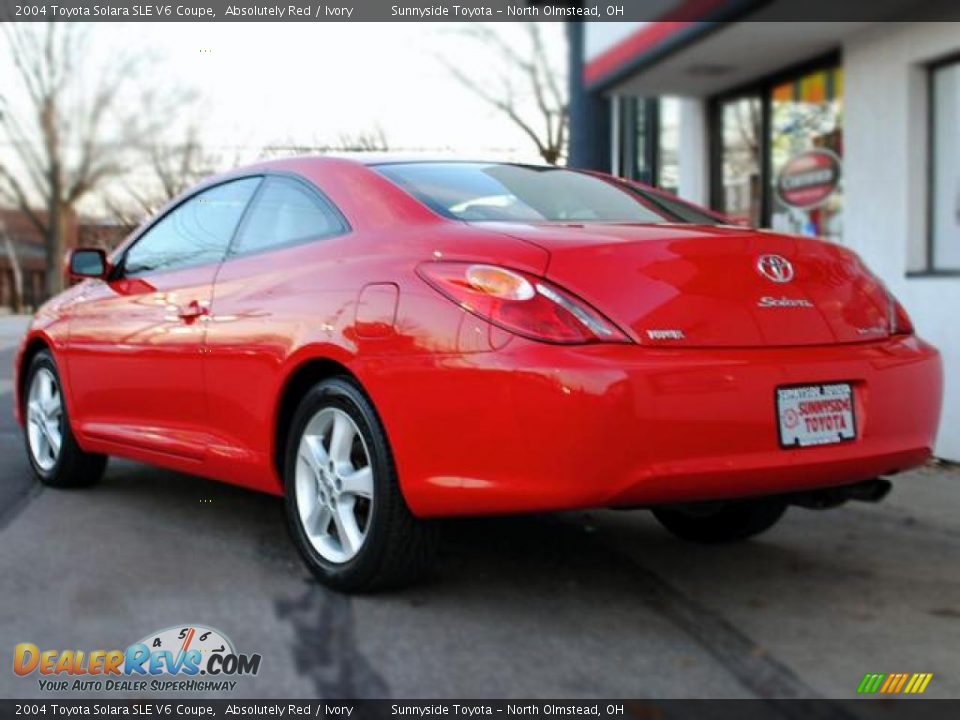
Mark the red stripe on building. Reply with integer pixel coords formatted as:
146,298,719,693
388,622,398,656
583,0,732,87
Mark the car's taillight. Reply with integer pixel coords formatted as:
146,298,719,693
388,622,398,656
888,292,914,336
417,262,631,344
857,255,915,337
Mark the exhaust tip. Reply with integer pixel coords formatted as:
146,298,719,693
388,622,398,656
846,478,892,503
788,478,892,509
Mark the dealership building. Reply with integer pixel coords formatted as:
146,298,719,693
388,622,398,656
567,16,960,460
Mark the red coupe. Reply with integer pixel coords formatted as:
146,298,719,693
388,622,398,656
14,158,943,590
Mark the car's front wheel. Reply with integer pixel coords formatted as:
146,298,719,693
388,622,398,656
283,377,439,592
24,350,107,488
652,498,787,544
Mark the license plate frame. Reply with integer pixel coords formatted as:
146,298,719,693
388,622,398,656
776,382,857,449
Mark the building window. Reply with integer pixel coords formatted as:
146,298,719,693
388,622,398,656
613,97,679,194
930,57,960,272
634,98,656,185
710,55,843,242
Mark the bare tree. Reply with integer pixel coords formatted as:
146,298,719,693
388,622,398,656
440,24,567,165
336,126,389,153
104,124,221,227
0,23,177,296
261,125,391,158
0,218,24,313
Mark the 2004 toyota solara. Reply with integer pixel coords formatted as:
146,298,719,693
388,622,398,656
14,158,943,591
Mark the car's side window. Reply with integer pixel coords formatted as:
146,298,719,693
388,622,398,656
122,177,262,276
230,177,347,256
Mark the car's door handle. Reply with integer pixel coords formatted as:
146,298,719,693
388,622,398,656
177,300,209,322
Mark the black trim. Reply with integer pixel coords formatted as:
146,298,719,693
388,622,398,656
760,89,773,227
616,97,660,184
618,97,637,180
567,21,611,172
906,270,960,279
924,53,960,275
614,179,723,225
708,96,722,211
643,98,661,186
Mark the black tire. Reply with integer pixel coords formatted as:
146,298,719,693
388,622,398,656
23,350,107,488
652,498,787,544
283,376,439,592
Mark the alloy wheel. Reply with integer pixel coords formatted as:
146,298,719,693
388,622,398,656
294,407,374,564
26,368,64,472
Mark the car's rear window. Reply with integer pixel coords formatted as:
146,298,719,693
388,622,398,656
374,162,719,225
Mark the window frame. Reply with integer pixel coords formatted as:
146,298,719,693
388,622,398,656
113,174,265,280
916,52,960,278
225,172,351,260
615,97,660,186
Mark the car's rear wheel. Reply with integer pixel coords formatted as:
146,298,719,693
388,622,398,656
24,350,107,488
283,377,439,592
652,498,787,543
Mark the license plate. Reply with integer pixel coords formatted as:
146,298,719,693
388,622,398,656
776,383,857,448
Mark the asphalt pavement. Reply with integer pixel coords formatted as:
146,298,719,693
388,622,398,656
0,314,957,701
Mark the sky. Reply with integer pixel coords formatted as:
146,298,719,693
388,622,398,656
132,22,567,154
0,22,568,216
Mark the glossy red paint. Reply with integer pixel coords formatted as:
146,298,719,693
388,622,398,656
13,157,943,517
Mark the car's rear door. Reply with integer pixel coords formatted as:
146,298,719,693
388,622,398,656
67,177,262,460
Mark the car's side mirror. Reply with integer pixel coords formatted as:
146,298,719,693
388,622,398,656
68,248,110,280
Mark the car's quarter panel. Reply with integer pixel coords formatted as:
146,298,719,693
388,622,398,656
202,236,363,492
367,334,941,517
198,161,552,495
201,220,549,495
65,267,219,460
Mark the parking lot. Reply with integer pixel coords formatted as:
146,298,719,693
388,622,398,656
0,315,958,700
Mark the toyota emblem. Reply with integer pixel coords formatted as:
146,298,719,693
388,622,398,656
756,255,794,283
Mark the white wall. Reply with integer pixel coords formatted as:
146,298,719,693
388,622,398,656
677,98,709,205
844,22,960,460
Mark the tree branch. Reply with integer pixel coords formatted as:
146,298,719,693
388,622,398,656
0,164,48,235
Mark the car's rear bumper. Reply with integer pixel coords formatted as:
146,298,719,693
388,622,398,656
359,335,943,517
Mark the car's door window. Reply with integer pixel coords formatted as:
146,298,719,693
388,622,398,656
230,177,347,256
122,177,261,276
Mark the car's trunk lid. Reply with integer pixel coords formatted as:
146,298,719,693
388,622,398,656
480,222,890,348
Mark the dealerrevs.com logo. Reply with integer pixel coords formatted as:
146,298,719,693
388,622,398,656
13,625,261,693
